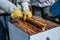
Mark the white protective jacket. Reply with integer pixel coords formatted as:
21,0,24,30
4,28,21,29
30,0,56,7
0,0,17,13
0,0,30,13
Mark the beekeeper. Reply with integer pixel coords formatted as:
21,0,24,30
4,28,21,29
30,0,56,19
0,0,32,40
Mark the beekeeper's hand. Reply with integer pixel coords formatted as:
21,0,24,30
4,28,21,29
23,10,32,20
11,8,23,19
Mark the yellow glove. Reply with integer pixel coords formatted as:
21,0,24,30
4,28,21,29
11,8,23,19
23,10,32,20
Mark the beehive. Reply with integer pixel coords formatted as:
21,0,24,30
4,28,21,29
8,16,60,40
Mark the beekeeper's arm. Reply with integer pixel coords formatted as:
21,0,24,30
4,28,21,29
38,0,56,7
0,0,23,19
20,0,32,20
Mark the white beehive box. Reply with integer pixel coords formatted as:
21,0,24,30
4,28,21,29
8,22,60,40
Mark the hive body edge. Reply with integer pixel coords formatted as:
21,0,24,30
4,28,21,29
8,22,30,40
30,26,60,40
8,22,60,40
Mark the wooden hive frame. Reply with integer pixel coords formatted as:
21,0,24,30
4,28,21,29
11,16,59,35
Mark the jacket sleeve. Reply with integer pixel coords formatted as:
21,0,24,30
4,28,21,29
38,0,56,7
20,0,30,2
39,0,46,2
20,0,30,11
0,0,16,13
21,2,30,11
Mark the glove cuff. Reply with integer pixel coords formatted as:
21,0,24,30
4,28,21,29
21,2,29,11
11,8,21,13
24,10,31,13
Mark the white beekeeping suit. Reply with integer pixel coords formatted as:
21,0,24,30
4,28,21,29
0,0,15,14
19,0,30,2
19,0,30,11
30,0,56,18
0,0,30,13
14,0,30,10
0,0,32,20
0,0,16,13
30,0,56,7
